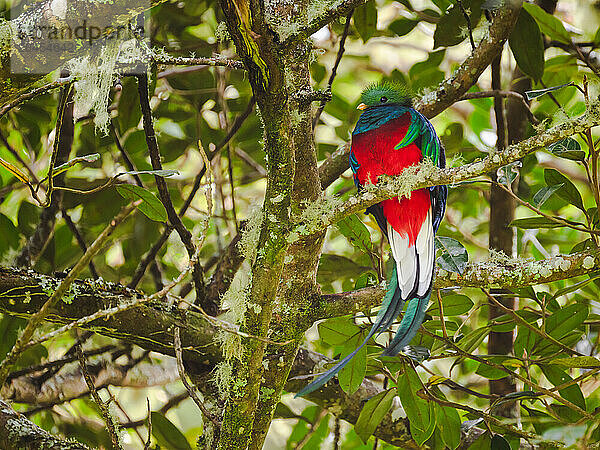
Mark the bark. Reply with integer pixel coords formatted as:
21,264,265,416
0,399,89,449
488,54,517,417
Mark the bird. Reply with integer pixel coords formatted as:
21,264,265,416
296,82,447,398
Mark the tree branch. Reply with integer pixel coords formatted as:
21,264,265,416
315,250,600,321
0,399,89,449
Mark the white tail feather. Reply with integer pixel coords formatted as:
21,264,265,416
388,223,416,301
416,209,434,296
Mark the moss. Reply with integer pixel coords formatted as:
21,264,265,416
67,38,121,134
213,360,234,399
238,207,263,262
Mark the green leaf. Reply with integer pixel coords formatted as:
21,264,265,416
389,18,418,37
354,271,378,289
354,388,396,443
431,388,460,450
509,216,569,229
545,302,588,340
525,82,575,100
496,161,521,186
435,236,468,274
457,326,489,353
544,169,585,211
475,356,520,380
17,201,40,237
118,77,142,131
354,0,377,42
553,272,600,299
318,317,360,346
539,365,586,412
548,138,585,161
427,294,473,316
317,254,367,284
522,3,572,44
468,432,492,450
396,362,435,445
0,213,20,257
338,332,367,395
116,184,168,222
0,315,25,361
491,434,511,450
151,412,192,450
553,356,600,369
514,325,538,358
336,214,374,255
509,8,545,82
533,184,564,208
433,0,484,48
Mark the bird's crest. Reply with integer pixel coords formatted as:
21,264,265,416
360,81,413,108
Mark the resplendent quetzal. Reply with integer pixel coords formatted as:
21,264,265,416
297,82,447,397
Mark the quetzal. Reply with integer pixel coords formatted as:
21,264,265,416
297,82,447,397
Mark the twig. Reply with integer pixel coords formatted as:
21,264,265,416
61,210,99,279
174,327,221,429
136,73,208,310
0,77,74,120
492,180,600,236
456,0,475,50
423,329,594,420
152,53,245,70
144,399,152,450
459,90,539,125
481,288,583,357
6,345,116,381
76,345,123,450
0,200,140,385
313,9,353,128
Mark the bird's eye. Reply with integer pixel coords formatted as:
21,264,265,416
380,96,388,103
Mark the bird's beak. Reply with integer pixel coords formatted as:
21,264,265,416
357,103,368,110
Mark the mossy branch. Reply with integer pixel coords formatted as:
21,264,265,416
0,399,89,449
315,249,600,321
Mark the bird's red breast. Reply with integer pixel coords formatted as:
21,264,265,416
351,113,430,245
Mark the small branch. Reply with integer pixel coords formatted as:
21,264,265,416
481,288,582,357
286,0,369,43
459,90,539,125
456,0,475,51
0,77,74,120
76,345,123,450
128,97,255,291
144,399,152,450
152,53,245,70
313,9,353,128
0,399,89,449
61,210,100,279
174,327,221,429
136,73,209,310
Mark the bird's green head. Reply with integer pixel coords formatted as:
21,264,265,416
358,82,413,110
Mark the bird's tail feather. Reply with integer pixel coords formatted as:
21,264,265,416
382,291,430,356
295,267,403,398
